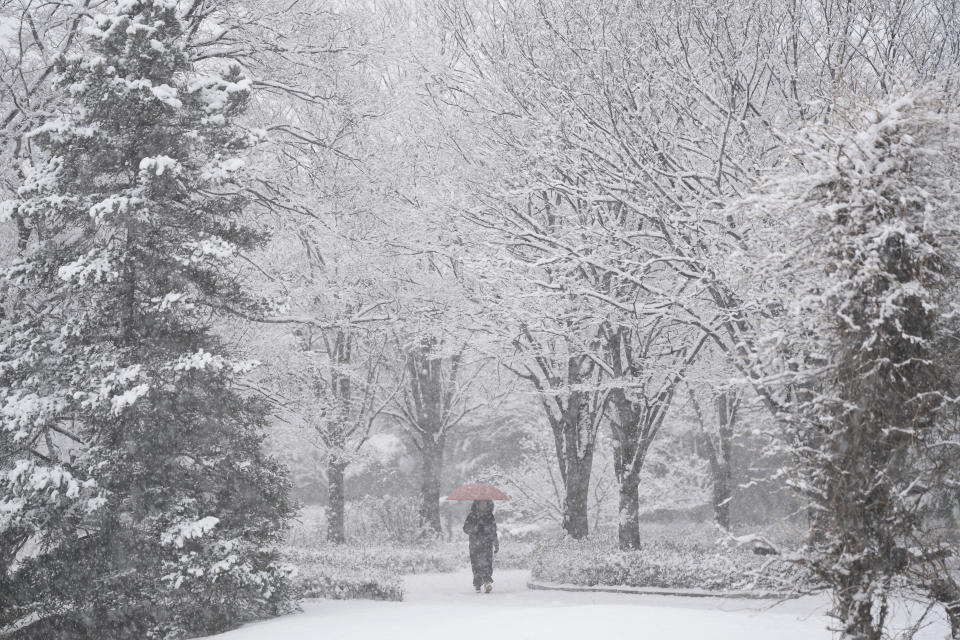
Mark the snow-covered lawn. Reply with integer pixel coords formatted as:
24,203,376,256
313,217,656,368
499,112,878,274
201,569,950,640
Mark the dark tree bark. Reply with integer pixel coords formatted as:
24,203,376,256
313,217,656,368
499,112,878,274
295,323,391,545
324,329,352,544
14,207,31,254
559,415,594,539
689,389,738,531
948,607,960,640
514,338,605,540
419,438,445,534
617,473,641,549
712,462,731,531
392,338,474,537
607,327,708,549
712,394,735,530
931,578,960,640
326,458,347,544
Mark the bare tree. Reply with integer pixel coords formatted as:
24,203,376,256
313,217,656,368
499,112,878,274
687,385,741,531
388,336,484,535
293,323,397,543
503,324,606,539
604,324,709,548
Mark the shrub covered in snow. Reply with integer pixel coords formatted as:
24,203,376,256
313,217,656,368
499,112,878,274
287,500,440,548
347,495,434,545
289,544,461,576
283,545,459,601
289,549,404,601
283,537,536,602
531,534,813,594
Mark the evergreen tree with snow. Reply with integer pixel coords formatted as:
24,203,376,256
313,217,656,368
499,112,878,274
747,90,960,640
0,1,293,637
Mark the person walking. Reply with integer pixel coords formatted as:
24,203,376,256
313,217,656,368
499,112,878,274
463,499,499,592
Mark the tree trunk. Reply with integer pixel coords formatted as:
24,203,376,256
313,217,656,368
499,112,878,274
699,434,732,531
419,441,443,535
712,426,732,531
119,227,137,342
837,594,883,640
712,471,731,531
399,341,459,538
326,458,347,544
14,206,31,253
930,579,960,640
807,505,828,548
712,393,735,530
562,452,592,539
618,474,640,549
947,603,960,640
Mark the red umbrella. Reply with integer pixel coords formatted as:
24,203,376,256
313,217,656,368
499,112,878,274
445,483,509,501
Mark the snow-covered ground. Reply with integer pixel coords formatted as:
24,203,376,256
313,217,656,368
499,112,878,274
200,569,950,640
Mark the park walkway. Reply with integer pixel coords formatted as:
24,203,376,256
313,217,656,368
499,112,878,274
202,568,948,640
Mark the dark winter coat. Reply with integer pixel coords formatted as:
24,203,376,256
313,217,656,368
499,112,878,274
463,506,498,545
463,502,498,587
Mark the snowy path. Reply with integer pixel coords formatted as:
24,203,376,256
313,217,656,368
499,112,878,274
201,569,949,640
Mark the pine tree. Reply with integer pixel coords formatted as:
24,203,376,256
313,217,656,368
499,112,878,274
0,2,293,637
